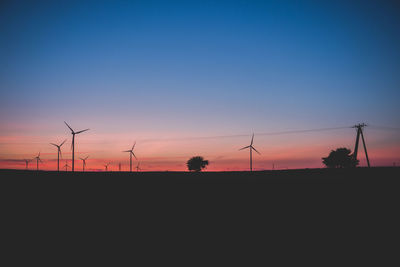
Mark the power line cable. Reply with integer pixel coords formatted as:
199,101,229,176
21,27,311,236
0,125,358,144
137,126,353,143
368,125,400,131
255,126,352,136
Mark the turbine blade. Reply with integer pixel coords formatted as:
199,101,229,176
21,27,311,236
239,146,250,151
50,143,58,147
251,133,254,146
64,121,74,132
85,156,89,160
132,141,136,150
123,150,131,152
76,128,89,134
132,152,137,159
60,139,67,147
251,146,261,155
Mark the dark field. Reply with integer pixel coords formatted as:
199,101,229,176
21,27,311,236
2,166,399,180
1,167,398,262
1,166,398,184
1,167,398,204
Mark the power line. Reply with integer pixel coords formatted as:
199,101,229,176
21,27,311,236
255,126,352,136
137,126,353,143
0,125,357,145
368,125,400,131
1,125,399,145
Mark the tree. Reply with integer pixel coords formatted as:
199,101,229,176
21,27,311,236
322,148,359,168
187,156,209,172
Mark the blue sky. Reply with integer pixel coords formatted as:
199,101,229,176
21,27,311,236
0,0,399,170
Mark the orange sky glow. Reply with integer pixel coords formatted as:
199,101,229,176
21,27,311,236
1,126,398,171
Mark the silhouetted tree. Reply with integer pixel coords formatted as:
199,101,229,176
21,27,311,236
322,148,359,168
187,156,209,172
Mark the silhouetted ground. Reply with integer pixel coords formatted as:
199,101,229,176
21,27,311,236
1,167,398,263
1,167,398,215
1,167,399,200
3,166,398,179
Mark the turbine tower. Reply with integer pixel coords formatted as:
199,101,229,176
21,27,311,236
79,156,89,172
123,142,137,172
63,161,70,171
24,159,30,170
50,139,66,171
239,133,261,171
136,162,141,172
64,121,89,172
104,163,110,172
34,153,42,171
353,123,370,167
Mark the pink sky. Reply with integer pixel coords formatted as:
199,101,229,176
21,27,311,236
1,123,399,171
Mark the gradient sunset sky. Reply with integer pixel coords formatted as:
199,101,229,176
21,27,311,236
1,0,399,171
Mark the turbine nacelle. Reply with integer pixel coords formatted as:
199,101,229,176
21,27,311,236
239,134,261,155
34,152,43,162
136,162,142,171
51,139,67,159
79,155,89,165
123,150,137,159
64,121,89,135
123,141,137,159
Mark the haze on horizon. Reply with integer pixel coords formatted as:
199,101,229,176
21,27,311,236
1,0,399,171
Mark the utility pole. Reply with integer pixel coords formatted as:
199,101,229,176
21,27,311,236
353,123,370,167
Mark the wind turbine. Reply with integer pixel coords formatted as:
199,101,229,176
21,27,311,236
136,162,142,172
34,153,42,171
104,163,110,172
50,139,66,171
24,159,30,170
239,133,261,172
64,121,89,172
79,156,89,172
123,142,137,172
63,161,70,171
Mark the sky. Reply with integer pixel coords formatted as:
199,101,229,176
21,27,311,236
0,0,399,171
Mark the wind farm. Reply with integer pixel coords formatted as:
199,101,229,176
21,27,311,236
0,2,399,180
2,120,398,175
